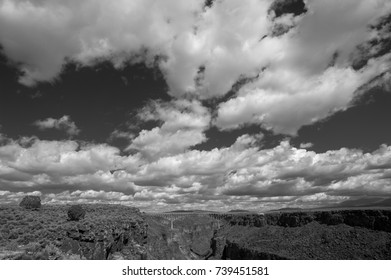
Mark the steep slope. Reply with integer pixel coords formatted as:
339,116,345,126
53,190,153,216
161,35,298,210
145,215,218,259
209,209,391,259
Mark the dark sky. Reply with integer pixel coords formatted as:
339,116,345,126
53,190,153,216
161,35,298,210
3,50,391,154
293,85,391,153
0,54,169,145
0,0,390,211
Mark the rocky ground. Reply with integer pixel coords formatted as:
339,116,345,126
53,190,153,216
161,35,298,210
0,204,147,259
146,209,391,260
214,222,391,259
1,205,391,260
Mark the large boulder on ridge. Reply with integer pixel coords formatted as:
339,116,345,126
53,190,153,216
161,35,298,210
67,205,86,221
19,196,41,210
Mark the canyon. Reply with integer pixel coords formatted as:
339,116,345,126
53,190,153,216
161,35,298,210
146,209,391,259
1,205,391,259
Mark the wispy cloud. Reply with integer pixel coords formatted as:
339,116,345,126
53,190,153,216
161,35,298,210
33,115,80,136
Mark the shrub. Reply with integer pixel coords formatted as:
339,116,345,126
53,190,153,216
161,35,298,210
8,230,18,240
328,214,344,225
43,243,64,260
320,231,330,244
67,205,86,221
19,196,41,210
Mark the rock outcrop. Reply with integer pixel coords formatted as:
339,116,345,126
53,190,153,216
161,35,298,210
0,204,148,260
270,210,391,232
61,205,147,259
205,209,391,260
3,205,391,260
316,210,391,232
67,205,86,221
221,240,288,260
19,196,41,210
220,210,391,232
223,214,267,227
145,215,218,260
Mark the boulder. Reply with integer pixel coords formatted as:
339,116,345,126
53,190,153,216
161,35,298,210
19,196,41,210
67,205,86,221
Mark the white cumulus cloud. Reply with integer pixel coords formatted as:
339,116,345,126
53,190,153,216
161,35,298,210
1,0,390,134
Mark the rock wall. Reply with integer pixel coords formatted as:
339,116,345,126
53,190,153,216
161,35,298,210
145,215,218,260
222,210,391,232
60,205,148,259
222,214,267,227
59,208,391,260
315,210,391,231
209,234,226,259
221,240,288,260
205,209,391,260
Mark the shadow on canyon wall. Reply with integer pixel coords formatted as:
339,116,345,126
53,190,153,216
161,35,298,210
146,209,391,260
1,205,391,259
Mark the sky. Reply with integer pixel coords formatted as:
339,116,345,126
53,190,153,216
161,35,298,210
0,0,391,212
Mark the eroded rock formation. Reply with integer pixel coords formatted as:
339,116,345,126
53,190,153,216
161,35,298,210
19,196,41,210
2,206,391,260
61,205,147,259
215,210,391,232
207,209,391,260
0,204,147,260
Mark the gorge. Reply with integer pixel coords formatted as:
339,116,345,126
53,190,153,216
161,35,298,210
1,205,391,260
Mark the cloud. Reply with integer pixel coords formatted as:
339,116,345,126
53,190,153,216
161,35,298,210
0,125,5,143
0,137,136,192
1,0,391,210
1,0,390,134
128,127,206,160
0,0,206,86
0,189,135,205
33,115,80,136
0,190,42,204
213,0,391,134
2,132,391,210
300,142,313,149
137,99,211,132
108,129,135,144
214,62,390,135
127,99,210,159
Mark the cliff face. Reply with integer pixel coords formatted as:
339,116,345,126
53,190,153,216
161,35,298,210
61,206,148,260
145,215,218,260
223,209,391,232
145,217,189,260
221,240,288,260
209,209,391,260
314,210,391,231
0,204,148,260
3,206,391,260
